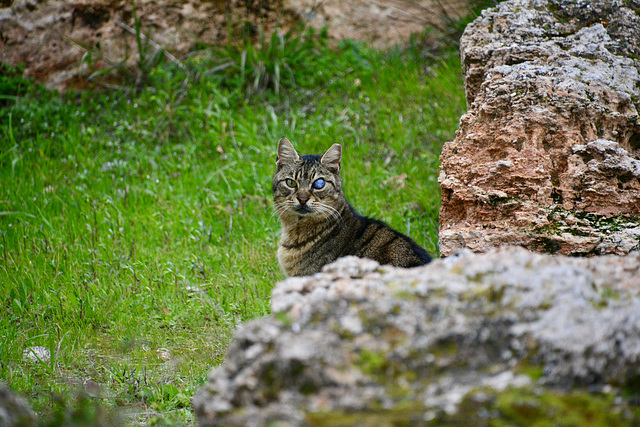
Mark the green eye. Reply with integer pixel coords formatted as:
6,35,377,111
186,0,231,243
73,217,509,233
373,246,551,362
285,179,297,188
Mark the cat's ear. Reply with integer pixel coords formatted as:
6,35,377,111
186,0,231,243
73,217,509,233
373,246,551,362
277,138,301,170
320,144,342,173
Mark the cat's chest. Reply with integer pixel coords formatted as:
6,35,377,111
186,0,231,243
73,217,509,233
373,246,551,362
277,245,302,276
277,226,326,276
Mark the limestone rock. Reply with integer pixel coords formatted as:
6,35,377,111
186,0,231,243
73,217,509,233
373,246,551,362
439,0,640,256
193,251,640,426
0,384,37,427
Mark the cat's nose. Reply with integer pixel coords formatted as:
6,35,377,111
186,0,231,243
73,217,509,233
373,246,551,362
297,195,309,205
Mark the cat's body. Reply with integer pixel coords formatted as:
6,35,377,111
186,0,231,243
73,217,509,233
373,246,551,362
273,138,431,277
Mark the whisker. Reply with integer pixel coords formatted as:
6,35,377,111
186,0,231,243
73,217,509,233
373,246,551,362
270,201,289,221
273,198,342,224
314,201,342,223
321,202,341,219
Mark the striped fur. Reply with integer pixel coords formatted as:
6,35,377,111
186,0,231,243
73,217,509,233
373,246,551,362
273,138,432,277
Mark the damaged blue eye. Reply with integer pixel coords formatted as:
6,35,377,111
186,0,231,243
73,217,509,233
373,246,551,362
312,178,325,189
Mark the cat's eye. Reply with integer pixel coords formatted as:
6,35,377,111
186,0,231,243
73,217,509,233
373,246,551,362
285,179,297,188
312,178,325,190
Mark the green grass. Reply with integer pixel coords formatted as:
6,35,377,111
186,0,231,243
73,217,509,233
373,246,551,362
0,28,465,425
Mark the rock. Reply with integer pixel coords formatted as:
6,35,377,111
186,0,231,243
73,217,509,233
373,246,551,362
0,384,37,427
193,250,640,426
22,346,50,363
438,0,640,257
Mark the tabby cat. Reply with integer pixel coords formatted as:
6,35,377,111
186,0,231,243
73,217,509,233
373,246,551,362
272,138,432,277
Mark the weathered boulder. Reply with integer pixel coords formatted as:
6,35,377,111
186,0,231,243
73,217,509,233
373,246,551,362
0,384,37,427
439,0,640,257
193,250,640,426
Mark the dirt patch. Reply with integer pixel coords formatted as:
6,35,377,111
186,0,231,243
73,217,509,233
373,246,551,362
285,0,470,49
0,0,472,91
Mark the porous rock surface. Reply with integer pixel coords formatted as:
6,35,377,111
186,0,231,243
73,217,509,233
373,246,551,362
193,250,640,426
0,384,37,427
439,0,640,257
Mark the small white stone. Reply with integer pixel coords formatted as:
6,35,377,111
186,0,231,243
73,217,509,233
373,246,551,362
23,346,50,363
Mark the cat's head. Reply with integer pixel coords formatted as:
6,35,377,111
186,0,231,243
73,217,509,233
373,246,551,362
272,138,344,220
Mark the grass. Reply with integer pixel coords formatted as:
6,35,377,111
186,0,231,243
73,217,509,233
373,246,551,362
0,24,465,425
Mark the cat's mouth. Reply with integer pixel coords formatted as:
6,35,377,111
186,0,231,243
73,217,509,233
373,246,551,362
293,204,313,215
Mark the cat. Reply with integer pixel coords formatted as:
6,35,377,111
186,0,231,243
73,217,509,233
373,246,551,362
272,137,432,277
